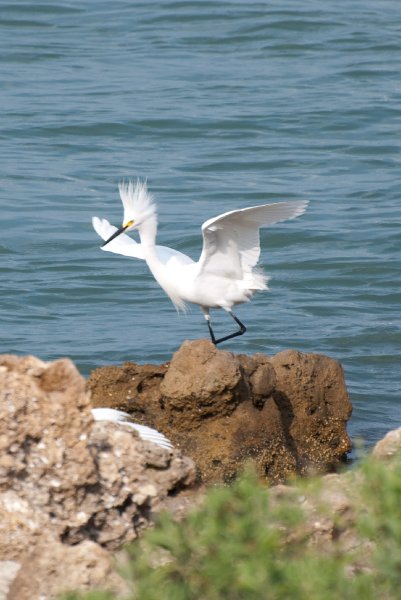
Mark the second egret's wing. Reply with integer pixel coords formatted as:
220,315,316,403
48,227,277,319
92,216,194,267
198,201,308,278
92,216,145,259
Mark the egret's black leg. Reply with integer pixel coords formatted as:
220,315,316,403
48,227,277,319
207,311,247,345
207,319,217,344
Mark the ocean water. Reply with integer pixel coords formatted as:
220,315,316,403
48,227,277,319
1,1,400,447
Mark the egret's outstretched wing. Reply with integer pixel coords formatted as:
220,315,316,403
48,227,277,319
92,216,194,267
91,408,173,450
198,201,308,278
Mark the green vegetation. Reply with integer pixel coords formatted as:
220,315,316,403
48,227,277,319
63,455,401,600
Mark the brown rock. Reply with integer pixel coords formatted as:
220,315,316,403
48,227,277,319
88,340,352,484
269,350,352,477
87,361,167,422
160,340,244,420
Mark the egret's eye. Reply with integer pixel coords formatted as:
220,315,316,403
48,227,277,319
124,219,135,228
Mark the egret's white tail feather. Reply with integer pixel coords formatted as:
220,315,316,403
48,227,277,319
247,271,270,291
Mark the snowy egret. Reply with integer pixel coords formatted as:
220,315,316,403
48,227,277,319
91,408,173,450
92,181,308,344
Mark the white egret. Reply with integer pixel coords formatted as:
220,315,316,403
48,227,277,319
91,407,173,450
92,181,308,344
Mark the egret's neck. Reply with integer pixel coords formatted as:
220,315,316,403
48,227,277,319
138,215,157,247
138,213,183,311
138,216,160,268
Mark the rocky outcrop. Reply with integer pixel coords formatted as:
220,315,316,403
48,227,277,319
0,342,353,598
0,354,195,599
89,340,352,484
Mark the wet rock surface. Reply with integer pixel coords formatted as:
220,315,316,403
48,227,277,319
89,340,352,484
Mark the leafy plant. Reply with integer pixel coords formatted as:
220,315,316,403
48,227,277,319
62,456,401,600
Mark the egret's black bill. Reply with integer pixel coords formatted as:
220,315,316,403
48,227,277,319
102,225,129,247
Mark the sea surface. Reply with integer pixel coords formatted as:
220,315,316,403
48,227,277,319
1,1,400,448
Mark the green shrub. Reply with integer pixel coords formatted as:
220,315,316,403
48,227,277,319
358,454,401,595
124,469,374,600
62,456,401,600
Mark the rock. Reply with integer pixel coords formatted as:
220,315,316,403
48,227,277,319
87,360,168,417
372,427,401,460
0,354,196,599
268,470,371,570
0,561,20,600
268,350,351,478
8,538,127,600
88,340,352,484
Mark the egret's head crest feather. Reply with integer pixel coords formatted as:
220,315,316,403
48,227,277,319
119,179,157,226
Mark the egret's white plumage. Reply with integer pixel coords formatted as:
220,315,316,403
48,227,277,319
91,408,173,450
92,180,308,343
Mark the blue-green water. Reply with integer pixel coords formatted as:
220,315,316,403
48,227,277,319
1,1,400,447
